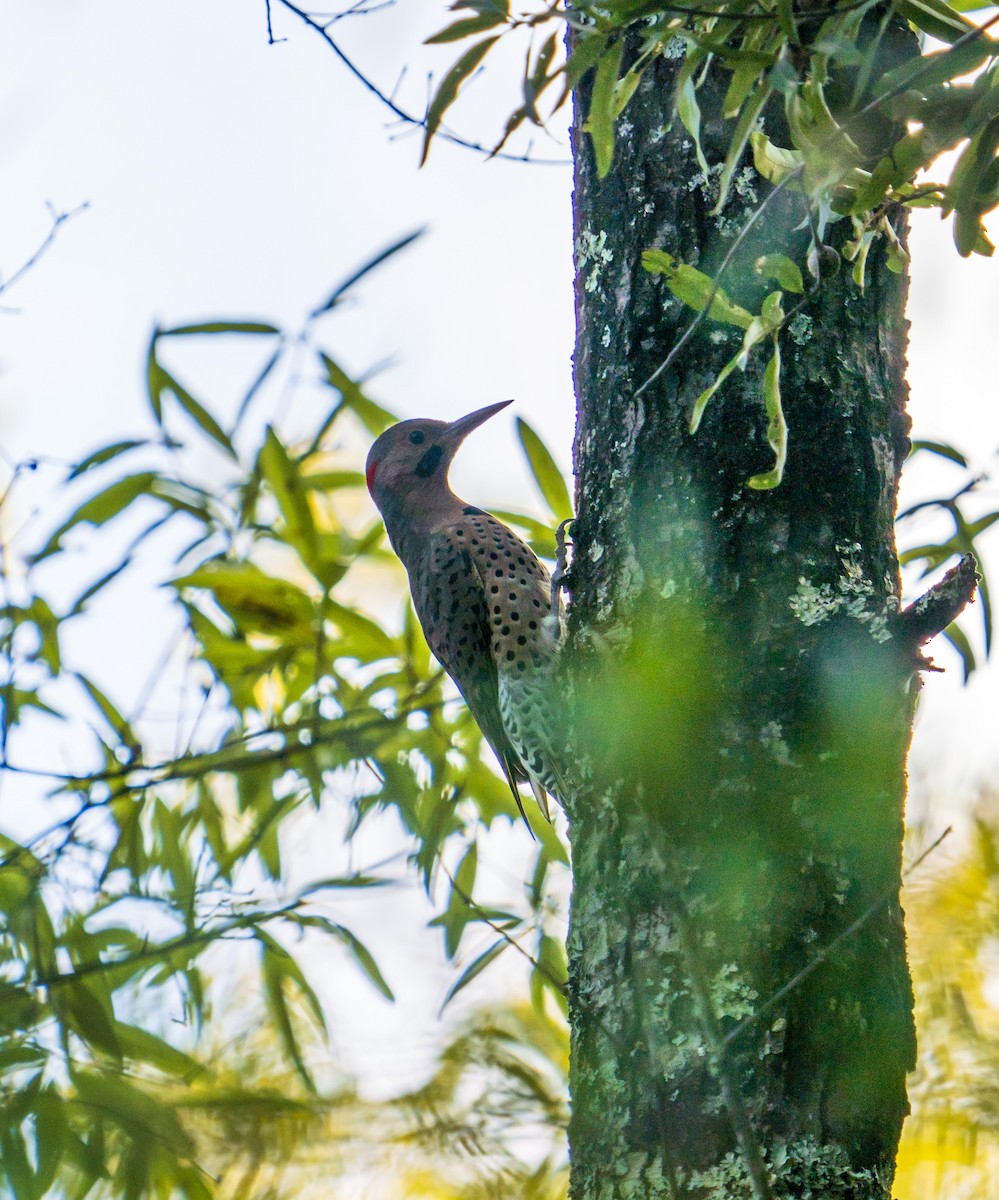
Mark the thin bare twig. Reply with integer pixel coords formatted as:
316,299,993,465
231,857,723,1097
0,202,89,302
271,0,569,165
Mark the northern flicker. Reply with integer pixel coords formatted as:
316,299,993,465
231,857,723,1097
365,400,565,824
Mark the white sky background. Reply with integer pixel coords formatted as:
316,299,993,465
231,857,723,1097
2,0,999,1098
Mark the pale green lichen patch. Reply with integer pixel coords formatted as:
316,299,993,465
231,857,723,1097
576,226,614,294
789,543,892,641
688,1136,882,1199
760,720,793,766
710,962,758,1022
788,313,813,345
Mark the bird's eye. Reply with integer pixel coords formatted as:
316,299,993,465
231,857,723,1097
408,430,426,445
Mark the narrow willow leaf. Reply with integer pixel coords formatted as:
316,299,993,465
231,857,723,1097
59,980,121,1059
421,37,500,165
320,353,395,435
172,560,315,635
754,254,803,293
909,439,969,467
691,292,783,432
896,0,976,45
747,342,787,490
68,441,146,480
677,47,710,177
440,940,506,1011
311,228,425,316
32,472,158,562
425,12,506,43
333,925,395,1001
749,130,803,185
724,60,763,121
516,419,572,522
642,250,754,329
259,426,319,570
260,940,315,1093
714,83,771,214
942,621,976,681
76,674,139,751
159,368,236,458
114,1024,201,1078
146,332,164,423
583,39,625,178
158,321,279,336
566,30,608,89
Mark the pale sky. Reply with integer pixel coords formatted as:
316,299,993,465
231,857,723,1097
2,0,998,1094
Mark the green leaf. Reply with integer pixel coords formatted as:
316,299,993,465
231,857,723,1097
32,472,158,561
158,367,237,458
258,427,320,572
58,979,122,1059
746,342,787,490
320,353,395,435
421,37,501,166
516,419,572,522
114,1024,202,1079
583,39,625,178
754,254,803,293
942,621,976,681
440,940,507,1011
331,924,395,1001
72,1070,195,1156
260,937,315,1092
425,12,506,43
642,250,754,329
68,440,147,480
749,130,803,186
75,674,139,752
896,0,976,44
691,292,784,433
173,559,315,636
326,599,400,661
714,82,771,214
677,48,710,177
310,229,425,316
909,439,969,467
158,320,279,336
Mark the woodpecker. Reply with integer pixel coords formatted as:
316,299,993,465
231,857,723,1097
365,400,564,824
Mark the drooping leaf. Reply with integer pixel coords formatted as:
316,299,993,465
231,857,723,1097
320,353,395,436
746,341,787,490
158,320,279,337
583,38,625,178
421,37,501,165
516,419,572,523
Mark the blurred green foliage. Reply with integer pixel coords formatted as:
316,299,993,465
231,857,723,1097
0,239,570,1199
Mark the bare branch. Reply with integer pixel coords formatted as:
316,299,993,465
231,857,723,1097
271,0,569,165
0,202,89,304
896,553,980,649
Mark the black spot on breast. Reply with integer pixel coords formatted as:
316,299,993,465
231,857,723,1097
461,550,473,572
463,505,485,516
414,444,444,477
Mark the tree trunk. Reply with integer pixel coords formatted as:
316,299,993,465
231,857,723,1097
563,49,920,1200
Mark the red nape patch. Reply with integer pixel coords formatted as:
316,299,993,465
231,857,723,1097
365,459,379,494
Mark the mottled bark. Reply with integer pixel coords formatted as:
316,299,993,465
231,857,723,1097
563,49,920,1200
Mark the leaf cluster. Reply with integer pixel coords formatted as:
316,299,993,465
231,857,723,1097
0,240,571,1198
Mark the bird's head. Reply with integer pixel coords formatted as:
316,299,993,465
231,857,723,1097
365,400,512,511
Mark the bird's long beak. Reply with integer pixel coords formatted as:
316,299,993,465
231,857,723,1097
445,399,513,443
